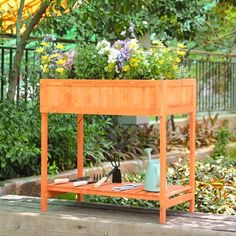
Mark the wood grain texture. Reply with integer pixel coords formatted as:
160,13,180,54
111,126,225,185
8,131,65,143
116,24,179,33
47,183,192,202
40,79,195,115
40,78,196,224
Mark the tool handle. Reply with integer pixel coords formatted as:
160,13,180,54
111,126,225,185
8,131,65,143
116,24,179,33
73,180,88,187
53,178,69,184
94,176,107,188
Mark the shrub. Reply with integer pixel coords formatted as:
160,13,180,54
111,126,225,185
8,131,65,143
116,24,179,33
0,101,41,180
0,101,114,180
106,122,160,160
68,158,236,215
211,125,231,159
73,44,108,79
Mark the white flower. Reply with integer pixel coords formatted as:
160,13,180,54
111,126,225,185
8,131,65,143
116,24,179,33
127,38,139,51
108,48,120,63
96,40,111,55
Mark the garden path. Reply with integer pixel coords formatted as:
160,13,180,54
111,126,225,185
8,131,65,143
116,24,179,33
0,195,235,236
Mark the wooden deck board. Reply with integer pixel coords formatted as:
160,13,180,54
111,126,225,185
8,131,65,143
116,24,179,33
0,195,235,236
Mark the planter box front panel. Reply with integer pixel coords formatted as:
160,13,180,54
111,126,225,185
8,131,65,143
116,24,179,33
40,80,161,115
40,79,195,115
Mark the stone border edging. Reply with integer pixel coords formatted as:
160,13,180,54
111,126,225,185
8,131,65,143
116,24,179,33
0,142,235,197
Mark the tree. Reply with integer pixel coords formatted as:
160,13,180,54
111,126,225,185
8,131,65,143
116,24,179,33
194,1,236,52
71,0,208,43
6,0,77,101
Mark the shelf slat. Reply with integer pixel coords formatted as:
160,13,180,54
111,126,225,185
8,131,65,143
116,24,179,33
47,182,192,201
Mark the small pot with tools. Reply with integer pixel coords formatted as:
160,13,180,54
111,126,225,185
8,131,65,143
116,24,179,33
94,156,121,188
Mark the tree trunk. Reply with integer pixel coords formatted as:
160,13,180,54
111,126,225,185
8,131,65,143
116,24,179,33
7,0,50,101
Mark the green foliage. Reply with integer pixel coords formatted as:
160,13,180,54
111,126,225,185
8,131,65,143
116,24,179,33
36,35,68,79
211,125,231,159
195,1,236,52
83,116,114,166
71,0,207,43
168,157,235,215
0,101,114,180
72,36,188,80
45,114,114,170
107,122,159,160
0,101,41,180
73,44,108,79
168,114,219,149
60,157,235,215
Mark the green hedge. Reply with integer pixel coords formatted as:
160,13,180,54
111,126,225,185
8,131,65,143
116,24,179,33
0,101,113,180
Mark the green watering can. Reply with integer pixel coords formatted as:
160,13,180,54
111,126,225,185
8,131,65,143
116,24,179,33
144,148,160,192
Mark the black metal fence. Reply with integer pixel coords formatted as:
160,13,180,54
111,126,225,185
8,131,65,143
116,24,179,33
0,46,39,102
183,58,236,112
0,45,236,112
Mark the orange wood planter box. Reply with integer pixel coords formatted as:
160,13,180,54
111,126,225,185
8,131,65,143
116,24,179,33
40,79,196,224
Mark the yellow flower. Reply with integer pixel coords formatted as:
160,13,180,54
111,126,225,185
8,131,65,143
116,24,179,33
55,43,64,49
56,67,64,74
130,58,140,67
105,63,115,73
173,64,178,71
41,55,50,62
127,39,139,50
40,42,50,47
178,43,186,48
123,65,130,72
40,64,48,73
162,47,170,53
158,60,164,65
57,59,66,65
175,57,181,63
51,53,59,58
36,47,44,53
177,50,186,56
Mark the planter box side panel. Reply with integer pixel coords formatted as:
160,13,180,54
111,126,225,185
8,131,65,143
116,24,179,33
165,80,196,114
40,80,161,115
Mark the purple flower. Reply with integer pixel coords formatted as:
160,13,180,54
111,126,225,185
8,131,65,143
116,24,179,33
129,23,134,34
43,34,56,42
64,49,76,69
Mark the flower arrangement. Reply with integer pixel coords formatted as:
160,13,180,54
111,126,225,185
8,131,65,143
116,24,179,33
37,26,189,80
36,34,76,79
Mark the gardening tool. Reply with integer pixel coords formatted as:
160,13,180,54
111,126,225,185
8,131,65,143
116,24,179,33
54,176,90,184
110,156,122,183
112,183,143,191
144,148,161,192
94,167,119,188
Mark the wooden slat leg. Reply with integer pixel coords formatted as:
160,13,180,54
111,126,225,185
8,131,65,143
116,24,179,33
77,114,84,202
160,206,166,224
189,111,196,212
41,113,48,212
160,114,167,224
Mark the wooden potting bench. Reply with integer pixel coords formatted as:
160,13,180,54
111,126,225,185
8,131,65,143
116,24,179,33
40,79,196,224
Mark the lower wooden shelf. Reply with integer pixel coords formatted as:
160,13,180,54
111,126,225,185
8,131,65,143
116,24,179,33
47,182,192,201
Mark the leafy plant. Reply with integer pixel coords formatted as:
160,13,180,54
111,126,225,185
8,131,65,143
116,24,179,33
0,101,41,180
168,157,235,215
57,156,235,215
211,125,231,159
84,116,114,166
91,29,188,80
168,114,219,149
106,122,159,160
36,34,71,79
0,101,115,180
73,44,108,79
